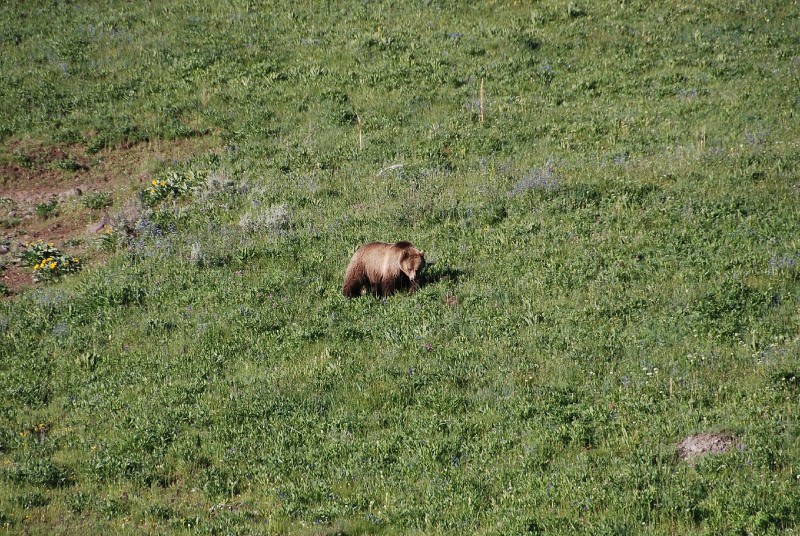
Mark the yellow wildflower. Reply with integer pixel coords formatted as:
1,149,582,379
152,179,158,186
49,262,57,270
160,180,166,187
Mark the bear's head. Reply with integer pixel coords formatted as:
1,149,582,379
399,247,426,285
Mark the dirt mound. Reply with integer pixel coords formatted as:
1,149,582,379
677,432,737,464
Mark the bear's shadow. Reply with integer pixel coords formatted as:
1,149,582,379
422,264,466,286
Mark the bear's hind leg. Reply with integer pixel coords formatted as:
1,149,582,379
343,276,366,297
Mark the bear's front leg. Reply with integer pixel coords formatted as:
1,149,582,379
380,278,397,297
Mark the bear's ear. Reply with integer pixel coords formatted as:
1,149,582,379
400,249,409,260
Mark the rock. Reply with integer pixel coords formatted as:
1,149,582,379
58,187,83,202
88,213,112,234
0,244,9,255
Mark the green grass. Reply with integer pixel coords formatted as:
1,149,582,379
2,0,800,534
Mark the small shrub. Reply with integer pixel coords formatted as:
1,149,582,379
189,242,205,265
139,170,206,207
18,241,61,267
86,135,108,154
54,159,84,172
34,198,59,219
18,241,82,282
1,198,18,225
97,228,119,252
203,171,247,197
567,2,586,17
769,254,800,279
98,496,129,519
511,161,559,195
187,234,234,268
74,351,99,371
695,278,768,336
32,256,82,282
82,191,113,210
201,466,241,499
238,203,291,235
108,200,154,243
1,216,20,228
539,61,556,84
62,238,84,248
147,503,176,521
6,458,74,488
12,151,34,168
65,491,95,514
14,492,49,509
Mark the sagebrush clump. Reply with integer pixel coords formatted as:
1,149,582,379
238,203,291,235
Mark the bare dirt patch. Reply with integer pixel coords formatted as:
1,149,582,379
677,432,737,465
0,136,221,296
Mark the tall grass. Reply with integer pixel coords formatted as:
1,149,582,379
1,0,799,534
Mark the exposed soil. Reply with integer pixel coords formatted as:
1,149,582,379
0,136,220,296
676,432,737,465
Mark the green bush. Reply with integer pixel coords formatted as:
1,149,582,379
81,191,113,210
34,198,58,219
139,170,207,207
18,240,82,282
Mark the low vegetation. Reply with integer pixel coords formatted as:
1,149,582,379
1,0,799,534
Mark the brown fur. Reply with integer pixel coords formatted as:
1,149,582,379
342,241,426,298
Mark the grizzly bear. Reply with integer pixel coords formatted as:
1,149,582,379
342,241,426,298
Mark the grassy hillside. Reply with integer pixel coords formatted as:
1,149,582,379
2,0,799,533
